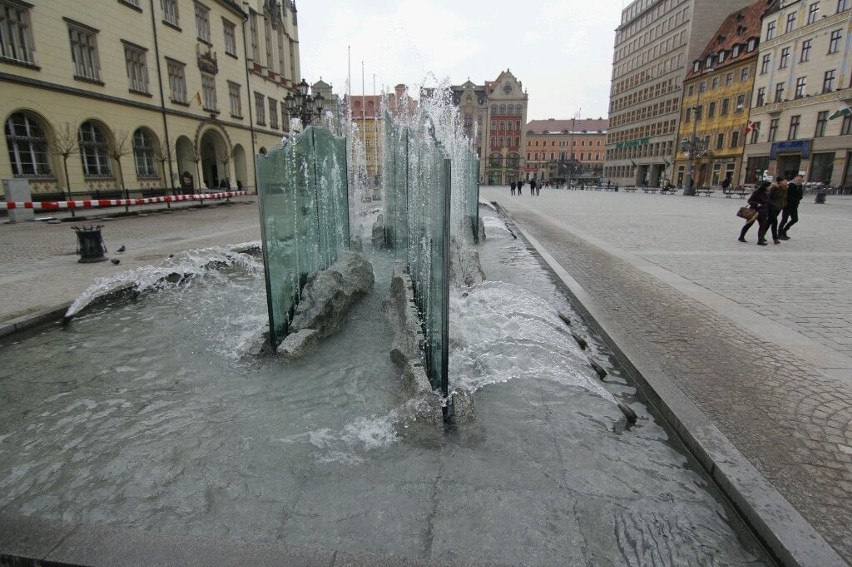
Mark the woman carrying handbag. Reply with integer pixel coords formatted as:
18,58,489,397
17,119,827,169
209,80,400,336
738,181,770,245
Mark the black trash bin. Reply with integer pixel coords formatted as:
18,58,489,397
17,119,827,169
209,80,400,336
73,225,107,263
815,190,826,204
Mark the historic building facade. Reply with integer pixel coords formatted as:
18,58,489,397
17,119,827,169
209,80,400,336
524,118,608,184
605,0,756,188
450,70,528,185
1,0,302,197
742,0,852,186
675,0,766,189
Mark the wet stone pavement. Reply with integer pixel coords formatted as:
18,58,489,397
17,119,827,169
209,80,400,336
482,185,852,564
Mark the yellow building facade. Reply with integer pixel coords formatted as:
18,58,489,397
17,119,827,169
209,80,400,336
675,1,765,189
1,0,300,198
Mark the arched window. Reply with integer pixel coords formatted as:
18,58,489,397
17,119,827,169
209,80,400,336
5,112,52,177
78,121,111,176
489,153,502,167
506,153,520,168
499,104,506,114
491,104,497,114
132,129,158,177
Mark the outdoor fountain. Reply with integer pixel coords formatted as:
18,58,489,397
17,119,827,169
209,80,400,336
0,84,773,565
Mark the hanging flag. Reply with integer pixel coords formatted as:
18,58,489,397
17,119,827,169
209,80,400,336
828,102,851,120
194,91,202,106
744,121,759,134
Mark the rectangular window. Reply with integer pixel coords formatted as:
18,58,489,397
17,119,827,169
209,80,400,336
839,0,850,13
767,21,776,40
795,76,807,98
67,21,100,81
760,54,771,74
123,42,149,93
841,115,852,135
730,131,740,148
194,2,210,43
725,72,733,86
161,0,179,26
750,122,761,144
736,94,745,111
779,47,790,68
201,71,216,111
166,59,187,103
0,1,36,65
264,18,272,69
801,39,812,61
228,81,241,117
716,133,725,149
788,115,800,139
269,98,278,129
823,69,836,93
815,110,829,137
741,67,749,81
807,2,819,24
254,92,265,125
828,29,842,53
223,19,236,56
768,118,779,142
721,98,730,115
756,87,766,106
708,101,716,118
785,12,796,33
774,82,785,102
249,12,258,60
277,27,286,76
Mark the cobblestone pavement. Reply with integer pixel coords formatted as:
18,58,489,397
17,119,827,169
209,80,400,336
0,198,261,326
482,186,852,563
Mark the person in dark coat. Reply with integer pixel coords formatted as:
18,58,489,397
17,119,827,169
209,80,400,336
510,180,516,195
767,176,788,244
778,174,803,239
740,181,770,244
530,178,537,196
517,179,523,195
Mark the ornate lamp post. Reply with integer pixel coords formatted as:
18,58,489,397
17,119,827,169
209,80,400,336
680,130,707,196
284,79,325,127
680,106,707,195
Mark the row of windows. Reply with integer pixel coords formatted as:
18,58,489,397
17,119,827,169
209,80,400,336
490,137,520,148
612,78,680,113
606,140,675,162
487,153,521,167
5,111,161,179
759,28,844,76
0,1,291,133
611,96,680,129
754,68,846,106
527,152,604,162
748,111,852,144
528,139,604,147
489,104,523,116
686,65,751,96
608,120,678,145
490,120,522,132
615,29,687,79
683,94,747,122
764,0,849,41
691,38,758,75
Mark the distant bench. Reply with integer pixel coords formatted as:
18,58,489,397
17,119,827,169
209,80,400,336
623,186,637,192
642,187,659,194
694,188,715,196
660,187,678,195
723,188,749,198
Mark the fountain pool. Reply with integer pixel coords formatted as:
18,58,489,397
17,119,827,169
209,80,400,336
0,208,771,565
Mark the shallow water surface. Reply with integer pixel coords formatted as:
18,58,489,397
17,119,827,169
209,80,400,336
0,213,770,565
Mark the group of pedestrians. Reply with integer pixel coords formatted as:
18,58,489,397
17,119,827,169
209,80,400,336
510,179,540,196
738,174,803,245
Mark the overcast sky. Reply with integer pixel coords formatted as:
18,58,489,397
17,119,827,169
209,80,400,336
296,0,626,122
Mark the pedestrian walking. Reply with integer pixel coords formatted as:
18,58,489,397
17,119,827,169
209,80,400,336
767,176,788,245
510,180,516,196
778,174,803,240
739,181,770,245
517,179,523,195
530,178,537,196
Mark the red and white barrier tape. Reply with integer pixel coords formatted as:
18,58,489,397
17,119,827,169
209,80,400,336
0,191,250,210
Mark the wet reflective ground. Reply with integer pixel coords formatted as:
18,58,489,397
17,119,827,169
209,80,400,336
0,211,771,565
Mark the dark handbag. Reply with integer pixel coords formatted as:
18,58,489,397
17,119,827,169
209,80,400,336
737,206,756,219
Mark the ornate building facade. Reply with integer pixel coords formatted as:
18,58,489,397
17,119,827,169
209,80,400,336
1,0,301,197
524,118,608,184
605,0,756,188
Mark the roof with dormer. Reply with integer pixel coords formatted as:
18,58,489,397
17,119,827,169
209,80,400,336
686,0,769,80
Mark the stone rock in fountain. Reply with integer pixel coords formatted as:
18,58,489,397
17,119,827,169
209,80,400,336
277,251,374,358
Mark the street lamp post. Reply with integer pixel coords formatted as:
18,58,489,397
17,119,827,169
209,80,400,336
680,109,707,196
284,79,325,127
